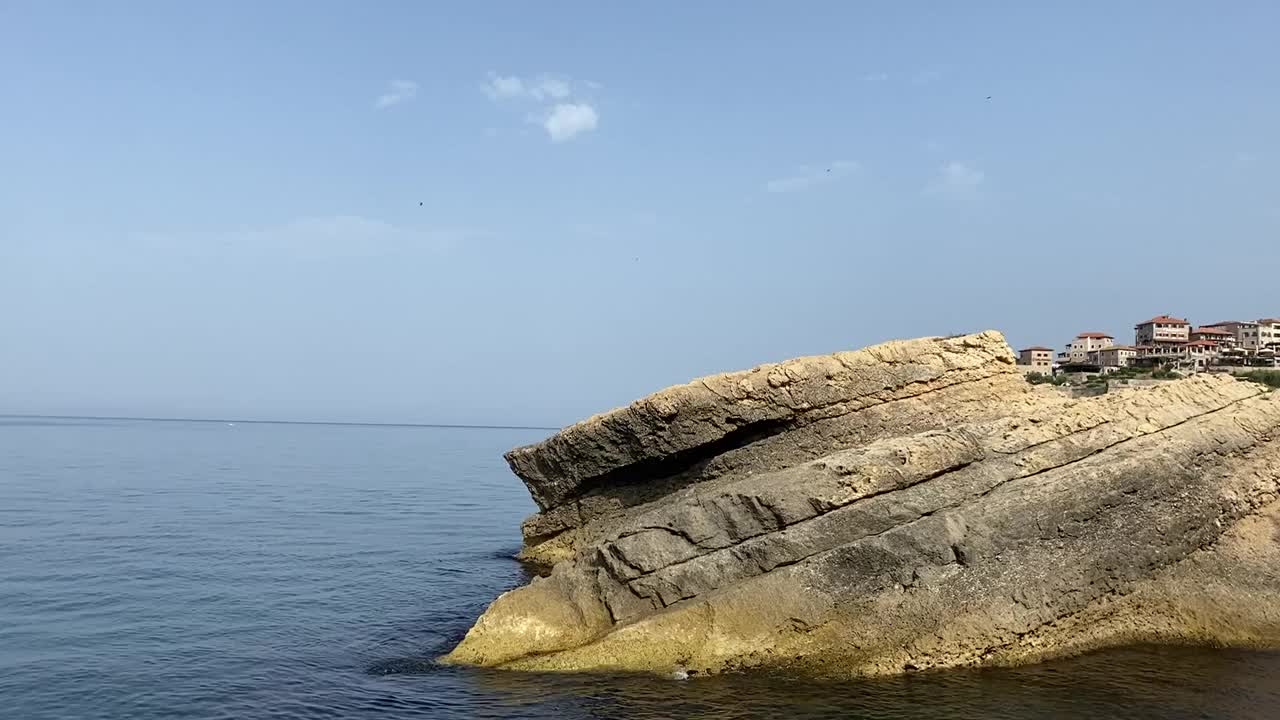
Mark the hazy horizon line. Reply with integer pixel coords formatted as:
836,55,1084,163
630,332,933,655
0,413,560,432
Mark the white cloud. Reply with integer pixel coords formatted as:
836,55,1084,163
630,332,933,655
375,80,418,109
863,72,889,82
533,76,571,100
483,72,573,101
482,73,527,100
765,160,858,193
543,103,598,142
925,162,985,195
484,72,600,142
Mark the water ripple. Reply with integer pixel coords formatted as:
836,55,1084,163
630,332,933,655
3,418,1279,719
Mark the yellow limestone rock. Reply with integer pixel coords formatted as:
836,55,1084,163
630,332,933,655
443,332,1280,677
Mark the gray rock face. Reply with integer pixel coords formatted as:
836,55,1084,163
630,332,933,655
443,332,1280,677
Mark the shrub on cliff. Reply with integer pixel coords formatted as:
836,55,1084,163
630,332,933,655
1240,370,1280,390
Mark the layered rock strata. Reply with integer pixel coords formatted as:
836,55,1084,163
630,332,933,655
443,332,1280,676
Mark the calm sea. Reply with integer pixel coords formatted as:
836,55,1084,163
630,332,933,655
2,416,1279,719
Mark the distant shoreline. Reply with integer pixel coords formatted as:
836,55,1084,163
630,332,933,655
0,414,559,432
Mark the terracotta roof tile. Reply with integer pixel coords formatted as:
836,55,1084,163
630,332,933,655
1137,315,1189,326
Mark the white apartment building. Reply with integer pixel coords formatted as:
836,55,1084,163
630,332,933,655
1259,318,1280,351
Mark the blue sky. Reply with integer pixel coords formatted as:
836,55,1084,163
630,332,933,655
2,1,1278,426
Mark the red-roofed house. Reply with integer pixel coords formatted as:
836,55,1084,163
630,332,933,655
1134,315,1189,348
1065,332,1114,364
1133,339,1220,370
1182,339,1222,368
1191,326,1235,347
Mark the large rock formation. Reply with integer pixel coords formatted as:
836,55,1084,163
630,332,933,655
442,332,1280,677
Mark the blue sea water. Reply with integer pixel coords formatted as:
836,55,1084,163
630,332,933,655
2,416,1279,719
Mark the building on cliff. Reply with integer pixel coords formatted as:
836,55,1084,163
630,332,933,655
1134,315,1190,349
1066,333,1114,363
1088,345,1138,368
1017,347,1054,374
1056,333,1116,371
1258,318,1280,352
1204,321,1261,351
1195,320,1280,367
1191,326,1235,346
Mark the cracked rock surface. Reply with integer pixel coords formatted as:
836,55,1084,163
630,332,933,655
441,331,1280,677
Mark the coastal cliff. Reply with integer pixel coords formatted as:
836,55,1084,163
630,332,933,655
442,331,1280,677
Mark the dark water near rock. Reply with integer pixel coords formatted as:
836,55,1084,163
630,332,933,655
3,416,1279,719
